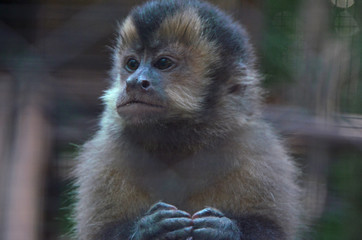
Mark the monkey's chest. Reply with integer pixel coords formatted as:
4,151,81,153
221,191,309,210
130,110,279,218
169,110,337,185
133,167,205,206
125,148,237,208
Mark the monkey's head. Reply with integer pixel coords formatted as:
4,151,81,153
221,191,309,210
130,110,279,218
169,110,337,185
102,0,261,131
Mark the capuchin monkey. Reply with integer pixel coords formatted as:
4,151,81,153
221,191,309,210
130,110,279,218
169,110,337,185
74,0,301,239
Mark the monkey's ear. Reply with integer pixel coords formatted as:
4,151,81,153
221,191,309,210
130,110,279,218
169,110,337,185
226,62,249,95
228,83,247,95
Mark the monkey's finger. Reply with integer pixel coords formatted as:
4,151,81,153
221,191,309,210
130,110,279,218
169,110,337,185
192,208,224,219
192,217,227,229
192,217,241,240
147,202,178,215
152,210,192,222
138,210,182,227
160,227,193,240
139,219,192,239
159,217,193,231
191,228,219,240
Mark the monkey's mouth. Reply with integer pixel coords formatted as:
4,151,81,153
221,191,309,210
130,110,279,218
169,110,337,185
117,99,165,118
121,100,163,108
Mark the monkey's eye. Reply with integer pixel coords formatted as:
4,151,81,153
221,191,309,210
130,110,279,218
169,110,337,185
125,58,139,72
154,57,174,70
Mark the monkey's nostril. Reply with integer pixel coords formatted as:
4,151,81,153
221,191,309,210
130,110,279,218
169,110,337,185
141,80,151,90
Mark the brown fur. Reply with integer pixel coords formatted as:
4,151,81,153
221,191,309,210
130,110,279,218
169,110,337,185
118,16,140,50
75,1,301,240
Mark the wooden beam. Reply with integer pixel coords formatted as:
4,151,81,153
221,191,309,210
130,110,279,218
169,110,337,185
2,96,52,240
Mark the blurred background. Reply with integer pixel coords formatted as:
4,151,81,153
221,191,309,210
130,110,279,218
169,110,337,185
0,0,361,239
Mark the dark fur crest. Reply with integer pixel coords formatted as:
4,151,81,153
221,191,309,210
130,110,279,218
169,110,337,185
127,0,254,80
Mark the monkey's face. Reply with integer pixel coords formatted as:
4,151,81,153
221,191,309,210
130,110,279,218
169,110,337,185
104,1,259,127
115,42,212,124
111,8,221,125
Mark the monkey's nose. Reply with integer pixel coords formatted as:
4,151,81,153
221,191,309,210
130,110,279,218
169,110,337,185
126,78,152,92
140,80,151,90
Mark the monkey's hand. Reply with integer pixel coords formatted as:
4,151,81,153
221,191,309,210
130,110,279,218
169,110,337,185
192,208,241,240
131,202,193,240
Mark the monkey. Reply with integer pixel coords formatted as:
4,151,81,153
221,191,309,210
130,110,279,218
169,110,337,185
74,0,301,239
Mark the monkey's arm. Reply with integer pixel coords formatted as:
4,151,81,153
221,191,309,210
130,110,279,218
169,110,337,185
98,221,134,239
235,215,285,240
192,208,285,240
98,202,193,240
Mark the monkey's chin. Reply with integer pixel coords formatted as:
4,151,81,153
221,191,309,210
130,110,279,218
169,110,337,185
117,103,166,124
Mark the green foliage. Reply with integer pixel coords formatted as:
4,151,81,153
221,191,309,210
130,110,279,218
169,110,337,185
313,151,362,240
339,32,362,114
58,180,77,238
261,0,301,87
261,2,362,239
